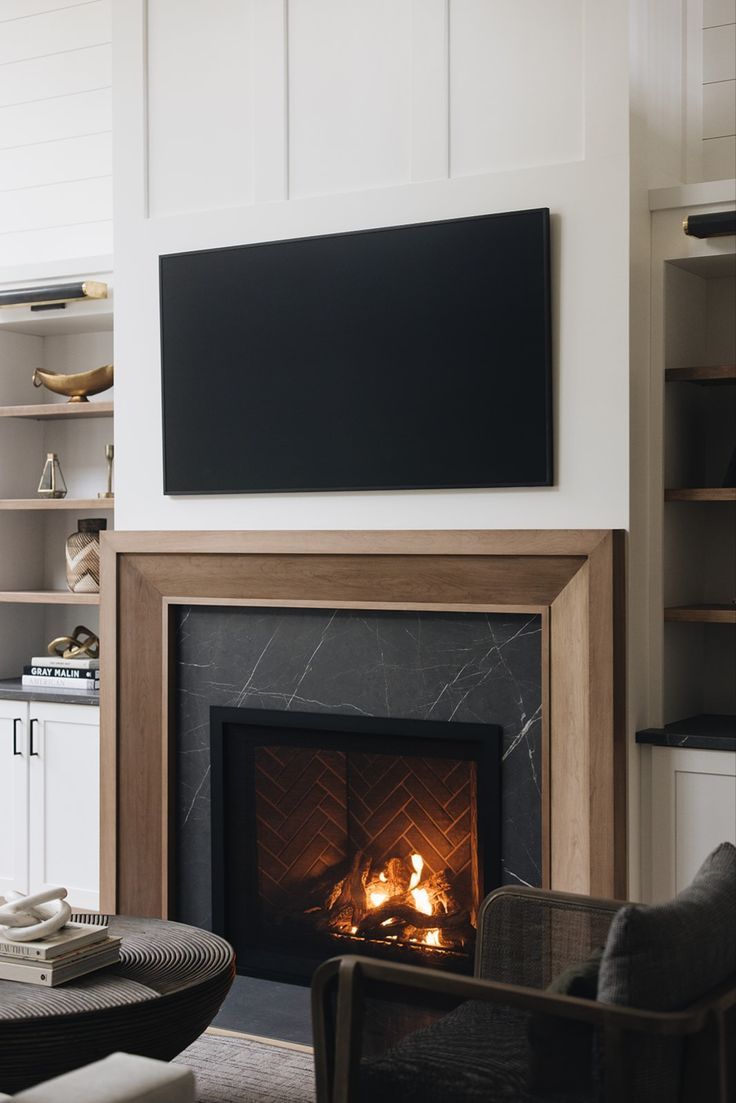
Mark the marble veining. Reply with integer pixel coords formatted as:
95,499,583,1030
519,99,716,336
174,607,542,929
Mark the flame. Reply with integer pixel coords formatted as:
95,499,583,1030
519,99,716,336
408,853,423,891
411,886,433,915
360,852,447,951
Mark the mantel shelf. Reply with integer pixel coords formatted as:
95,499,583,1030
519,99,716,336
0,402,113,421
0,499,114,510
665,365,736,384
665,487,736,501
0,590,99,605
665,604,736,624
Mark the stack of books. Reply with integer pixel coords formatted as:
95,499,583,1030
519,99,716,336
0,921,120,986
22,655,99,695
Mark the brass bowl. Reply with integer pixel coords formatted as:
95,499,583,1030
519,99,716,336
32,364,114,403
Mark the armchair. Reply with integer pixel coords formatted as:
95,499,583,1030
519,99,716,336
312,885,736,1103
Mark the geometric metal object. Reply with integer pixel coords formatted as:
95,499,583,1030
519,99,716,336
47,624,100,660
37,452,67,498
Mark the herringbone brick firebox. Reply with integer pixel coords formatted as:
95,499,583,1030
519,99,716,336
211,708,501,982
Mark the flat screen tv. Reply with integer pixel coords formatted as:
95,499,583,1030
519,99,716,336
160,208,552,494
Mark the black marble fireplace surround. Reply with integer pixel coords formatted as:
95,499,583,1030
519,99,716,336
174,606,543,969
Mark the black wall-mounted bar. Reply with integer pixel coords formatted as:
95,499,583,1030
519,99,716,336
682,211,736,238
0,281,108,311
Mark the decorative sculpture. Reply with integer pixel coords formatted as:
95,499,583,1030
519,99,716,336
0,887,71,941
32,363,113,403
47,625,100,660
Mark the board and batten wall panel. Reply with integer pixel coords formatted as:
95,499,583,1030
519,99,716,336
146,0,256,217
450,0,584,177
288,0,413,198
113,0,629,533
0,0,112,272
702,0,736,180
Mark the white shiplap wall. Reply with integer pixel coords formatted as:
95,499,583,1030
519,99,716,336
702,0,736,179
0,0,112,272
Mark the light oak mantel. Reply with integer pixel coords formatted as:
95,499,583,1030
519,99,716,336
99,529,626,916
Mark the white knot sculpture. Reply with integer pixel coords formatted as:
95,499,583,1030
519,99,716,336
0,887,71,941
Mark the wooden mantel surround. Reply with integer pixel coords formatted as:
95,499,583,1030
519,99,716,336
99,529,626,916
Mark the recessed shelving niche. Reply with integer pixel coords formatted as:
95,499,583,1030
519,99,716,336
0,272,114,680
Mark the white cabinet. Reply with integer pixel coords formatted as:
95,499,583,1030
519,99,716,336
0,699,99,910
0,700,29,897
646,746,736,902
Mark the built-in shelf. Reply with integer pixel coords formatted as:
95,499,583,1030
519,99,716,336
0,590,99,605
0,499,114,511
0,402,113,421
665,365,736,384
636,713,736,752
0,297,113,337
665,604,736,624
665,487,736,501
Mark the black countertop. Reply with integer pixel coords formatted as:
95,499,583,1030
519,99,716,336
636,714,736,753
0,678,100,707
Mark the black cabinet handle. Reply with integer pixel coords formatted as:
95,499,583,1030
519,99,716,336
13,718,22,756
29,718,39,756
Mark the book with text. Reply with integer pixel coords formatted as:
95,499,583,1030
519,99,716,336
0,943,120,986
22,675,99,691
24,666,98,680
0,921,109,960
30,656,99,670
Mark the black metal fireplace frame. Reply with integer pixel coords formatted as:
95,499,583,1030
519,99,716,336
210,706,502,983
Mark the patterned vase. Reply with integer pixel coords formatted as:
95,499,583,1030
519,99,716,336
66,518,107,593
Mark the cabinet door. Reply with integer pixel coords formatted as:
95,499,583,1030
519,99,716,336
650,747,736,902
0,701,29,897
28,703,100,911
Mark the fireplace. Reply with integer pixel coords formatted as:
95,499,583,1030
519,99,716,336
211,708,501,982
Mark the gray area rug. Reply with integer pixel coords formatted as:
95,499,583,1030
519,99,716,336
174,1032,316,1103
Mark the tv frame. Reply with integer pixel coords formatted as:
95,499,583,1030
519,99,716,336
159,208,553,495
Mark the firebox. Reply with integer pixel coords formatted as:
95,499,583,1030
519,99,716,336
210,708,501,983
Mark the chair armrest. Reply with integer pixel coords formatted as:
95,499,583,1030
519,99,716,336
10,1053,196,1103
317,955,723,1038
476,885,623,984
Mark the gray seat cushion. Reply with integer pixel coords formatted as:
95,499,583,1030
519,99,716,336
361,1000,596,1102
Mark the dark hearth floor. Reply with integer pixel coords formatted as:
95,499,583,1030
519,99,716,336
212,976,312,1046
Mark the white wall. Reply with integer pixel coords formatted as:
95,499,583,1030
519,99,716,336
113,0,630,532
0,0,112,276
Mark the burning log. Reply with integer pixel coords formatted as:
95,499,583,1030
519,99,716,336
356,903,465,937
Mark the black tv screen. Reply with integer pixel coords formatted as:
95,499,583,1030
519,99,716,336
160,208,552,494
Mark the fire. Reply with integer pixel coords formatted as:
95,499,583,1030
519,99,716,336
364,852,443,949
318,847,469,956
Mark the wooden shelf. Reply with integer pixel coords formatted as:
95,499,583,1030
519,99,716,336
0,499,114,511
0,402,113,421
0,591,99,605
665,604,736,623
665,487,736,501
665,365,736,384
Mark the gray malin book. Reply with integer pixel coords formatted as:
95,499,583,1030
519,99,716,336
0,920,109,960
0,942,120,986
24,666,98,679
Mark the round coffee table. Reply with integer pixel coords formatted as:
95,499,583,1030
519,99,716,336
0,914,235,1094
